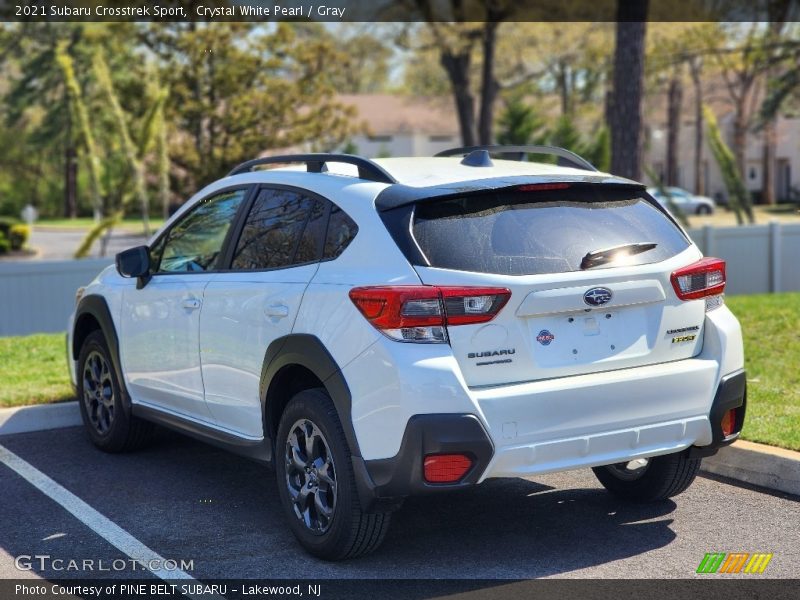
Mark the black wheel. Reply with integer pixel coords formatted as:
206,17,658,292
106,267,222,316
591,450,701,502
276,388,391,560
77,331,154,452
696,205,712,215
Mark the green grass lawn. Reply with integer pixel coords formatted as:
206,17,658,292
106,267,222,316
726,293,800,452
0,333,74,407
1,293,798,451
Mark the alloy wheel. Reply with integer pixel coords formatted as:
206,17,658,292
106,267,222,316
284,419,337,534
82,350,115,435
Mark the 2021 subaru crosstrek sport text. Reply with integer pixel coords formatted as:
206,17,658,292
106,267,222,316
68,146,746,560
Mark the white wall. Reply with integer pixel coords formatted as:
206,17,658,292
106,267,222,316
1,225,798,337
0,259,111,336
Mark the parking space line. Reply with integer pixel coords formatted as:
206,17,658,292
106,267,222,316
0,443,220,597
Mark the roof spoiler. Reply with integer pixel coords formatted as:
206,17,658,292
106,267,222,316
435,145,598,172
227,153,397,184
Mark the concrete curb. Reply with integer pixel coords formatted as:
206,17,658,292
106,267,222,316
0,401,81,436
1,402,798,497
701,440,800,497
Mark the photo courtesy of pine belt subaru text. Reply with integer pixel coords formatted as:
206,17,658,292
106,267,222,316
68,146,746,560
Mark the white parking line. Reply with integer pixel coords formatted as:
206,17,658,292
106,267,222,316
0,443,222,599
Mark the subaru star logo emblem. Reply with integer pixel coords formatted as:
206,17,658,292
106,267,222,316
583,287,613,306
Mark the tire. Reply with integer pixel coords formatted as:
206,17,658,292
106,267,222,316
696,205,712,215
591,450,701,502
275,388,391,560
77,330,155,453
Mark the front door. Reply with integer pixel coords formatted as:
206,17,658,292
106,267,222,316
120,187,248,422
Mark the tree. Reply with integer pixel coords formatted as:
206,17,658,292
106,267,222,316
609,1,649,180
704,106,754,225
495,94,546,145
144,23,357,191
406,1,517,146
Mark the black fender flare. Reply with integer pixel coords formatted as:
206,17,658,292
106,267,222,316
259,334,359,458
72,294,130,414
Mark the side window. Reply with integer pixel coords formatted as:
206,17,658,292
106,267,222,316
157,189,246,273
323,206,358,260
231,188,322,270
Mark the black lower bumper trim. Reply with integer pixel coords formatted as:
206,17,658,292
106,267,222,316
355,414,494,512
690,369,747,458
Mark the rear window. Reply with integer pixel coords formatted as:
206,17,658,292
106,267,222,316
411,186,690,275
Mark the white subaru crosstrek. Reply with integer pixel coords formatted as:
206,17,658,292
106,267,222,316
68,146,746,560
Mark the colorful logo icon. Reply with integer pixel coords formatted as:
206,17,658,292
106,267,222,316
696,552,773,574
536,330,555,346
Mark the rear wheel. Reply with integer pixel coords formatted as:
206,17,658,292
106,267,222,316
696,205,712,215
276,388,391,560
77,331,154,452
592,450,701,502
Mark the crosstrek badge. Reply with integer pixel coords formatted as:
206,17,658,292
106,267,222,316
536,330,555,346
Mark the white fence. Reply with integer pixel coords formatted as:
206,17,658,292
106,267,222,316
0,223,799,337
0,259,112,336
686,222,800,296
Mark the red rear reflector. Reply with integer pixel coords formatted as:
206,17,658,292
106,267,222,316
423,454,473,483
721,408,736,437
517,183,571,192
671,257,726,301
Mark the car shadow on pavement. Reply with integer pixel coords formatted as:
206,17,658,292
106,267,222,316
0,427,678,586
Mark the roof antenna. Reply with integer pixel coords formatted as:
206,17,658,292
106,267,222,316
460,149,494,167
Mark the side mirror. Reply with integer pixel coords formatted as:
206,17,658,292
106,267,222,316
116,246,151,288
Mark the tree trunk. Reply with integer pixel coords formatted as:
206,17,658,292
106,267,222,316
441,50,477,147
477,21,499,145
666,72,683,186
64,110,78,218
762,119,776,204
733,109,747,185
609,1,648,180
689,57,704,196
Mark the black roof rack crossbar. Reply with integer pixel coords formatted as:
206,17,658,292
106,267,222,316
435,145,598,172
227,153,397,184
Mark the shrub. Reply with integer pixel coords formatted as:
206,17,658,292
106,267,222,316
9,224,30,250
0,216,19,239
0,232,10,254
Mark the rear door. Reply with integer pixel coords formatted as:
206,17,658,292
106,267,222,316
408,184,705,387
199,187,329,438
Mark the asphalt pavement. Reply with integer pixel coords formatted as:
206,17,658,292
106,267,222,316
0,426,797,585
27,229,148,261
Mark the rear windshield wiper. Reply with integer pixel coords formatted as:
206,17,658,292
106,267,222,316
580,242,657,269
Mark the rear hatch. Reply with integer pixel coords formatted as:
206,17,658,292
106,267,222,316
403,183,706,387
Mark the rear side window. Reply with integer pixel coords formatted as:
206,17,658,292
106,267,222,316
323,206,358,260
232,188,322,270
412,186,689,275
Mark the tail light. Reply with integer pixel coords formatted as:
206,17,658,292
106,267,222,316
423,453,473,483
671,258,726,309
348,286,510,343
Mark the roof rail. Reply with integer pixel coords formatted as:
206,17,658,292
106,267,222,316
435,145,598,172
227,153,397,184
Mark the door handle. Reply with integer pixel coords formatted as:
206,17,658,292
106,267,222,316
182,297,202,310
265,304,290,318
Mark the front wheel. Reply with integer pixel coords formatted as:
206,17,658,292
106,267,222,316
592,450,701,502
275,388,391,560
77,331,154,452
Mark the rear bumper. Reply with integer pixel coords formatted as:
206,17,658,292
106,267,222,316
357,369,746,508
